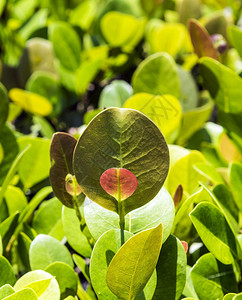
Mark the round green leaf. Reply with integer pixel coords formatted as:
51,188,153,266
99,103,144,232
132,52,180,98
90,229,156,300
84,187,174,242
0,256,16,287
74,108,169,214
49,22,81,71
153,235,187,300
45,262,78,299
29,234,74,270
14,270,60,300
32,197,64,241
101,12,145,48
190,202,242,264
9,89,52,116
100,168,138,201
191,253,238,299
123,93,182,143
147,23,191,57
106,224,163,300
199,57,242,114
99,80,133,109
0,82,9,128
90,229,133,299
62,205,92,258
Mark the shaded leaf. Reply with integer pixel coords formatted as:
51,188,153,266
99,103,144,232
45,262,78,299
0,82,9,128
49,22,81,71
153,235,186,300
62,205,92,258
50,132,77,208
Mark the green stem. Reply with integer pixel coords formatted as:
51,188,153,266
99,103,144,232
73,194,83,224
117,169,125,245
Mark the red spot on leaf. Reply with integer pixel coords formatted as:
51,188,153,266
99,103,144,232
100,168,138,201
181,241,188,253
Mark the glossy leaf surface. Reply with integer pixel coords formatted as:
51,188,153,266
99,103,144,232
190,202,242,264
14,270,60,300
84,187,174,242
191,253,238,299
74,108,169,214
29,234,74,270
200,57,242,114
3,288,38,300
0,284,15,299
106,224,163,300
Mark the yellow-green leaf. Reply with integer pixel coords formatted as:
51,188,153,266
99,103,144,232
9,89,52,116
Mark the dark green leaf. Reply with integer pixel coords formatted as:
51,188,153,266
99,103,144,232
153,235,187,300
74,108,169,214
190,202,242,264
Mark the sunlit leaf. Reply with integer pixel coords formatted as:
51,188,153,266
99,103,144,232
74,108,169,214
100,168,138,201
9,88,52,116
106,223,163,300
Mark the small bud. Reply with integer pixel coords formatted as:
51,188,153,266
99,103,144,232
210,34,227,54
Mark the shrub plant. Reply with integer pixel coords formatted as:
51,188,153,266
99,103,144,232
0,0,242,299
